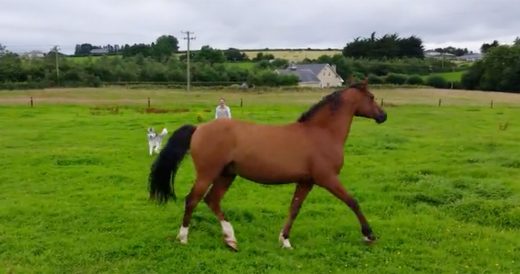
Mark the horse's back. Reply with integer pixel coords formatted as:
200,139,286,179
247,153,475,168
190,119,313,183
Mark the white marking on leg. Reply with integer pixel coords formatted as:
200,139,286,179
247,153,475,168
220,220,236,242
176,226,189,244
221,220,238,250
279,232,293,249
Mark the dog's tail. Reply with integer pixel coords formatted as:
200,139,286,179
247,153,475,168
149,125,196,203
159,128,168,137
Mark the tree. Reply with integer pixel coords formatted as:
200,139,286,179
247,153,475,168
0,43,6,55
514,37,520,46
194,45,225,65
480,40,499,54
122,43,152,57
399,36,424,58
152,35,179,60
0,52,24,81
342,33,424,59
224,48,247,61
434,46,469,56
74,43,95,56
462,45,520,92
253,52,274,61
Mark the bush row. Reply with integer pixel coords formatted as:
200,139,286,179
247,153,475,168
367,73,457,88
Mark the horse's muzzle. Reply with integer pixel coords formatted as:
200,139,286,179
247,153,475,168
375,112,387,124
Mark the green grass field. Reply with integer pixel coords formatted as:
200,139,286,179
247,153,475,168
1,88,519,273
66,55,122,64
423,71,466,82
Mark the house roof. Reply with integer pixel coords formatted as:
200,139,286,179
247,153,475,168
293,64,328,75
277,63,336,83
90,48,109,54
278,68,320,83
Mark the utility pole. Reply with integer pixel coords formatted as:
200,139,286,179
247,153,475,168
182,31,195,91
54,45,60,86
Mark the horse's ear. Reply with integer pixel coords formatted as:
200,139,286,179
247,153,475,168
360,78,368,91
347,75,354,86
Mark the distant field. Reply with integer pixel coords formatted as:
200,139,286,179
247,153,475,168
1,87,519,107
62,49,341,63
0,87,519,273
423,71,466,82
66,55,122,64
242,49,342,61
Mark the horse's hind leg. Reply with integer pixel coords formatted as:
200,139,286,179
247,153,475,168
279,181,313,249
204,174,237,251
176,177,214,244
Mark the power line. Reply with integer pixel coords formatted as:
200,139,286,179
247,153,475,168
54,45,60,85
182,31,195,91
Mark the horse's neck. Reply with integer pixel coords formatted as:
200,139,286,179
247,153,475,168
304,106,355,144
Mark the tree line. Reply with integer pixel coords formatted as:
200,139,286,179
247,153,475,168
0,47,298,88
342,32,424,59
462,43,520,92
2,34,520,92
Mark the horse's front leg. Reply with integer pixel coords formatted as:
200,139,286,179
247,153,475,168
279,181,313,249
316,176,376,242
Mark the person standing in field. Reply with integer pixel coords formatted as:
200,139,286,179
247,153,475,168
215,98,232,119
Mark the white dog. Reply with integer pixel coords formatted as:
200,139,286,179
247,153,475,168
147,128,168,155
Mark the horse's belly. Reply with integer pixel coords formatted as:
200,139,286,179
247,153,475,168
234,156,310,183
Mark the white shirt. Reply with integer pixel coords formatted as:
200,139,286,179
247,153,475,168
215,105,232,119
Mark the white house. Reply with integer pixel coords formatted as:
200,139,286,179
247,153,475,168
457,53,482,62
276,63,344,88
22,50,45,58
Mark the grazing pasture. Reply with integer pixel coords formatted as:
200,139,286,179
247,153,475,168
0,87,519,273
242,49,342,61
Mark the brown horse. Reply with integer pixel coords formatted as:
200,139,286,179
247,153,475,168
149,81,387,250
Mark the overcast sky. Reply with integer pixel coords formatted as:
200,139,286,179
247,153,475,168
1,0,519,54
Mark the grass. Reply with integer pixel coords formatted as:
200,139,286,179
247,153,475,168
222,62,256,70
0,88,519,273
423,71,466,82
66,55,122,64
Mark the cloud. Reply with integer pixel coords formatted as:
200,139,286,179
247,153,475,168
1,0,519,54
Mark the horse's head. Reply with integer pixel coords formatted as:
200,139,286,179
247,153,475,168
346,80,387,124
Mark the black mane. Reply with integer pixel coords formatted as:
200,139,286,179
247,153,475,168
297,84,366,123
297,89,344,122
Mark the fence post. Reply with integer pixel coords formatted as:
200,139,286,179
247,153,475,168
380,98,384,107
438,98,442,107
490,100,494,109
147,97,151,108
30,97,33,108
240,98,243,108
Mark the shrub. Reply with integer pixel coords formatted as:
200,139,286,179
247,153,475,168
406,75,424,85
385,73,408,85
368,74,384,84
426,75,449,88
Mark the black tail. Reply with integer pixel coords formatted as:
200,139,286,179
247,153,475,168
149,124,196,203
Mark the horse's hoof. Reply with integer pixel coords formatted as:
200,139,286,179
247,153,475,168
225,240,238,252
177,237,188,245
363,235,376,244
176,234,188,245
280,238,293,249
281,243,293,250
